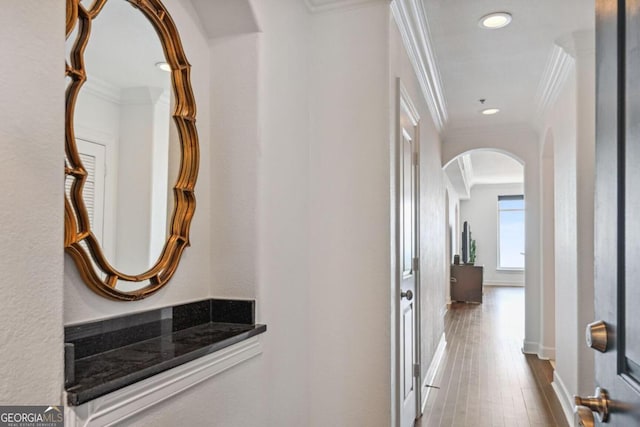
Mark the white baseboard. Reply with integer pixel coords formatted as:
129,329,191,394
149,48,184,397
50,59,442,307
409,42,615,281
537,345,556,360
521,342,555,360
440,303,448,318
522,340,539,355
65,337,263,427
483,282,525,287
421,332,447,413
551,370,575,427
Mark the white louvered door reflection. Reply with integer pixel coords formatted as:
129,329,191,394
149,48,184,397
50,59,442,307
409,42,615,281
65,139,106,245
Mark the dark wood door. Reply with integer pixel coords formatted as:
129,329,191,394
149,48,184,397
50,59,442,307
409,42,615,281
593,0,640,424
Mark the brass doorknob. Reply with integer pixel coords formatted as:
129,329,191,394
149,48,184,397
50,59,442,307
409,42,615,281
401,290,413,301
575,406,595,427
575,387,610,423
586,320,608,352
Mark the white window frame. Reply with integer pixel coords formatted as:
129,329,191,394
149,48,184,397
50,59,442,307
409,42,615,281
497,194,525,271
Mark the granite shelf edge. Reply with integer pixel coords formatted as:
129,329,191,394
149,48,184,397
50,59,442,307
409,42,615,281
66,324,266,406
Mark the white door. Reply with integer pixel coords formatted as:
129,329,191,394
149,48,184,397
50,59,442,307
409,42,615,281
398,81,420,427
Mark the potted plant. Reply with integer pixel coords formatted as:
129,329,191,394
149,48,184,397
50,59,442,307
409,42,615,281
469,239,477,265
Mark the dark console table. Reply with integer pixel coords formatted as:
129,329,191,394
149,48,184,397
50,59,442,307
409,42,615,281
450,264,483,303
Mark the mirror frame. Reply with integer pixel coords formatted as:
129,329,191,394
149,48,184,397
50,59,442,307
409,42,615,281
65,0,199,301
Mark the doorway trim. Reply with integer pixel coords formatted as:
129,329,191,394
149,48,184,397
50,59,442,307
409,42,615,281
441,128,543,357
393,78,422,427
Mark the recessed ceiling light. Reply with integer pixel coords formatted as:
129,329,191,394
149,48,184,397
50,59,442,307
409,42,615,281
479,12,512,29
481,108,500,115
155,62,171,72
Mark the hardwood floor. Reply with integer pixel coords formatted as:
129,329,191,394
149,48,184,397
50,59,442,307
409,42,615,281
416,287,568,427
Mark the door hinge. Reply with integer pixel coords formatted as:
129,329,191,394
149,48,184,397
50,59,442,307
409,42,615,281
413,363,421,378
412,152,419,166
412,257,419,271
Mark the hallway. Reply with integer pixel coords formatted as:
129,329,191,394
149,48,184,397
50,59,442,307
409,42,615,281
417,287,567,427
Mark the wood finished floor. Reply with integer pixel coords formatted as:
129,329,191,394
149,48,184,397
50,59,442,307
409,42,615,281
416,287,568,427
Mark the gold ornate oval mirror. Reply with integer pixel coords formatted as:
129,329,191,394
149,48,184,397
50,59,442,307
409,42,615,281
65,0,198,300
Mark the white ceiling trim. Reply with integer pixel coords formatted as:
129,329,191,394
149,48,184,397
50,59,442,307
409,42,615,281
443,158,471,200
460,154,473,187
83,76,121,105
458,155,472,197
534,44,574,124
391,0,447,132
303,0,386,13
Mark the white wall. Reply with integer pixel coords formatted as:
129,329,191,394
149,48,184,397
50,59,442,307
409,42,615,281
149,91,171,266
0,0,65,404
116,89,158,273
573,31,596,397
309,5,391,425
541,30,596,408
389,9,448,416
253,0,312,425
445,178,460,260
549,68,580,406
209,33,260,300
1,0,451,423
540,130,556,360
460,183,525,286
444,176,461,303
206,2,450,426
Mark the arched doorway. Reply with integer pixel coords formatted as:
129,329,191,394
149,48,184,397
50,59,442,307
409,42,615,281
442,146,543,355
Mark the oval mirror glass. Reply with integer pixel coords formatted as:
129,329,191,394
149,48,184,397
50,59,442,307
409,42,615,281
65,0,198,300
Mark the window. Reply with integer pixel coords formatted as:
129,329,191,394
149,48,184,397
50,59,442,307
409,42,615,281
498,195,525,270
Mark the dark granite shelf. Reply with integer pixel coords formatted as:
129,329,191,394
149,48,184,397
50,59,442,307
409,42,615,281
64,299,266,406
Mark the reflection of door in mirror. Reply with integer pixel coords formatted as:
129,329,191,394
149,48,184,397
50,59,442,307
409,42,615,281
65,138,107,248
70,0,177,276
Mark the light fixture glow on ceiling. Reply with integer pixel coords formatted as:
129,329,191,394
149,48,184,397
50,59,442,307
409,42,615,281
155,62,171,72
479,12,512,29
481,108,500,115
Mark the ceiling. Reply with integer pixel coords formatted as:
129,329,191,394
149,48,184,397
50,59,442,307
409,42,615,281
423,0,594,132
445,150,523,200
469,150,523,184
304,0,382,12
430,0,593,197
73,0,259,95
74,0,170,92
191,0,259,39
68,0,265,94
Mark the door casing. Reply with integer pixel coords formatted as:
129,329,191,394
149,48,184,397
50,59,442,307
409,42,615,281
393,78,422,427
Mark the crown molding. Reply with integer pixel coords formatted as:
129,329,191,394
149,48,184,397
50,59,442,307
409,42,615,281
391,0,447,133
83,76,122,105
460,154,474,189
442,156,471,200
556,29,595,59
303,0,387,14
534,44,574,124
82,78,170,107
